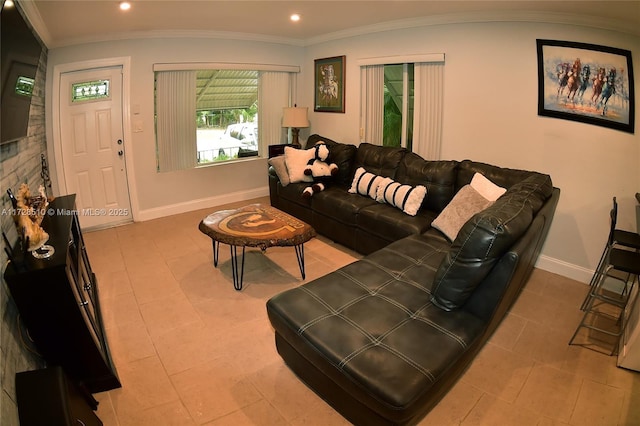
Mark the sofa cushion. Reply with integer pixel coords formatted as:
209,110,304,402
431,185,494,241
455,160,540,192
266,234,486,418
312,187,377,226
431,173,553,311
358,204,435,242
376,177,427,216
395,153,458,212
268,155,290,186
275,183,313,218
353,143,406,179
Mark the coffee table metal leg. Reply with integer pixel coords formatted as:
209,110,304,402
230,245,246,291
295,244,306,279
212,240,219,267
213,239,306,288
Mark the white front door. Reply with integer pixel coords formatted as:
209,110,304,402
59,66,132,229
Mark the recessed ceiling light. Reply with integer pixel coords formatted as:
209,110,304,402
119,2,131,11
4,0,15,7
290,14,301,22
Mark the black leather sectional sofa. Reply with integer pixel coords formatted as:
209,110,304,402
266,134,560,425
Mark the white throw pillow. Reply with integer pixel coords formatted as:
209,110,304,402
349,167,385,200
470,172,506,201
284,146,314,184
376,177,427,216
431,185,494,241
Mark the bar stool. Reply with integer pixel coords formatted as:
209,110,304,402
570,198,640,355
580,197,640,310
569,247,640,354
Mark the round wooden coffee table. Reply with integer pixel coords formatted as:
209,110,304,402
198,203,316,290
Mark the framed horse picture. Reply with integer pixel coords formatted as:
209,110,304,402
314,56,345,113
536,39,634,133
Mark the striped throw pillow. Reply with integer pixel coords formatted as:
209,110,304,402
376,177,427,216
349,167,385,200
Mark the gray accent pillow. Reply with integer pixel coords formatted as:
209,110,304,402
431,185,493,241
268,155,290,186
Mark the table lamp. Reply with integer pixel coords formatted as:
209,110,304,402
282,106,309,146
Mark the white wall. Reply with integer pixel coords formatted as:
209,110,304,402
45,20,639,282
300,21,640,282
46,37,304,219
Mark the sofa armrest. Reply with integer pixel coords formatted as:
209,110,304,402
463,186,559,320
268,167,282,209
431,174,555,311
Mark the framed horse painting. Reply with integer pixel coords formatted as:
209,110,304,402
314,56,346,113
536,39,634,133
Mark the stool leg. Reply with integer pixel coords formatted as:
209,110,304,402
580,245,612,310
570,271,639,355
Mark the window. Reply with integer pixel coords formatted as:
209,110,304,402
194,70,258,164
360,54,444,160
72,79,110,102
383,64,414,150
154,64,296,171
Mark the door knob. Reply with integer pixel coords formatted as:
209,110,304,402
117,139,123,145
118,150,123,156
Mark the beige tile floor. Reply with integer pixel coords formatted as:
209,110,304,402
85,197,640,426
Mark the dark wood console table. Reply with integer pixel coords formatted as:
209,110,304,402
4,194,121,394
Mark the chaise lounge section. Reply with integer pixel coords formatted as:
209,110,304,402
266,135,559,425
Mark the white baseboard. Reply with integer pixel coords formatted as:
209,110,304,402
135,186,269,222
535,254,593,284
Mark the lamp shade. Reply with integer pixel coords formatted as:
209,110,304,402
282,107,309,128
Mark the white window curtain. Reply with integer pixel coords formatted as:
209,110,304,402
258,71,292,155
360,65,384,145
156,70,197,171
413,62,444,160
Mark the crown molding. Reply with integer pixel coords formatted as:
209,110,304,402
50,29,306,49
304,10,640,46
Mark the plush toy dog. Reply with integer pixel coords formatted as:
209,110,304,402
302,142,338,198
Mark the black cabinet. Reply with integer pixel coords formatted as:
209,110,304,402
4,195,121,393
16,366,103,426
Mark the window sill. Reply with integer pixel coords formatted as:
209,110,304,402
195,155,265,169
